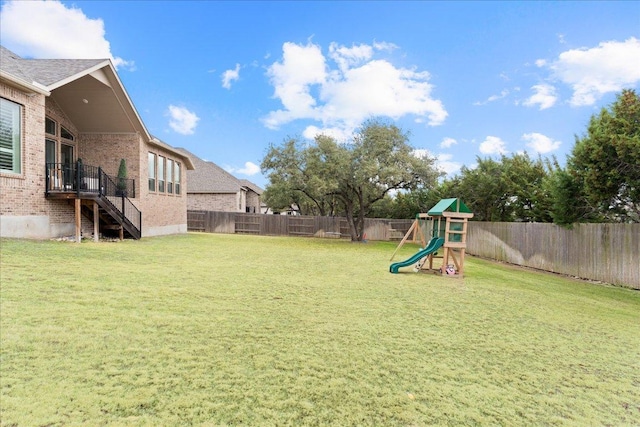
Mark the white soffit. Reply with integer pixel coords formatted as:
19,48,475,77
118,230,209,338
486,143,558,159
89,68,112,88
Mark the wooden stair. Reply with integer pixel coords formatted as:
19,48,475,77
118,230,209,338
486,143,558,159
80,195,141,239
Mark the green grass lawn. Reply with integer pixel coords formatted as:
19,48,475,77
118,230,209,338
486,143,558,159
1,233,639,426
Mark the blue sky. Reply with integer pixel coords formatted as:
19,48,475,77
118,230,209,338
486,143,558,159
1,1,639,189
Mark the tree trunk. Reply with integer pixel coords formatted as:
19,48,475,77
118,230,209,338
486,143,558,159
353,188,367,241
342,198,360,241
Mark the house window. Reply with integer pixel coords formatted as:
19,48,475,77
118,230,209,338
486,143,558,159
158,156,165,192
45,117,56,136
167,158,173,194
45,139,56,164
60,126,74,141
148,152,156,192
174,162,181,195
0,98,22,174
44,116,75,172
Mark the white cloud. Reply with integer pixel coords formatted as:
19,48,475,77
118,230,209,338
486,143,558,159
479,136,508,155
0,0,133,70
549,37,640,106
262,40,447,137
221,63,241,89
302,125,353,142
440,137,457,149
522,132,561,154
226,162,261,176
237,162,261,175
412,149,433,159
263,42,327,129
329,42,374,72
411,149,460,175
167,105,199,135
373,41,399,52
436,153,462,175
474,89,509,106
523,83,557,110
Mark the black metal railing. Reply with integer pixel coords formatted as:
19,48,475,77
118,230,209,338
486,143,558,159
102,172,142,234
45,161,141,237
45,162,136,198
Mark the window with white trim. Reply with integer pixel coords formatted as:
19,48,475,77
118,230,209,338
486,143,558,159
148,152,156,192
175,162,181,195
167,158,173,194
158,156,165,192
0,98,22,174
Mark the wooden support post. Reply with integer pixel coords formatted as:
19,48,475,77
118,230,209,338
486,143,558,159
448,249,460,271
458,248,466,276
442,247,449,274
390,219,418,261
93,201,99,242
75,198,81,243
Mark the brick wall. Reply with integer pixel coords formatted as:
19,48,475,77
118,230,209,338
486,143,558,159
0,83,48,217
141,144,188,235
80,133,141,188
1,79,191,239
187,193,239,212
246,191,261,213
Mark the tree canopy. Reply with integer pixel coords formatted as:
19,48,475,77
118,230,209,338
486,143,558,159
375,153,554,222
261,90,639,227
551,89,640,224
261,120,441,240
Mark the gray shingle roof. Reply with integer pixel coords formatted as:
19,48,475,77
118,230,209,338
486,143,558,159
1,46,31,82
1,46,105,87
151,137,195,170
176,148,243,194
240,179,263,195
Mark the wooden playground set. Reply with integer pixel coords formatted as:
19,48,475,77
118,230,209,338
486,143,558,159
389,198,474,277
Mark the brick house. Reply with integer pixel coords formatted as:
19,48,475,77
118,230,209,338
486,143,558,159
177,148,263,213
239,180,265,214
0,46,194,240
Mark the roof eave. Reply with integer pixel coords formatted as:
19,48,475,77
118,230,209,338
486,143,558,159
47,60,152,142
0,70,50,95
149,137,195,170
44,59,112,91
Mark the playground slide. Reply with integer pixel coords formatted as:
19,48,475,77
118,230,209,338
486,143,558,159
389,237,444,274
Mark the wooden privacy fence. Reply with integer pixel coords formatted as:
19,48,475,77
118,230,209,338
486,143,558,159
188,211,639,289
466,222,639,289
187,210,413,241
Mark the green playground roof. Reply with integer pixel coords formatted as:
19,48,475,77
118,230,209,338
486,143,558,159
427,198,472,216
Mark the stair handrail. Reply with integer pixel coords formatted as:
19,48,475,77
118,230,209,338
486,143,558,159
99,169,142,237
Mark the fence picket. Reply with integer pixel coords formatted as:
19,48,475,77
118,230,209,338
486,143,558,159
186,212,639,288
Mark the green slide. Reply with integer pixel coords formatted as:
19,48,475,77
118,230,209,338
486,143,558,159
389,237,444,274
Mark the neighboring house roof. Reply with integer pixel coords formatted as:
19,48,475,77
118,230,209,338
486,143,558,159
239,179,263,195
176,148,244,194
1,46,192,168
